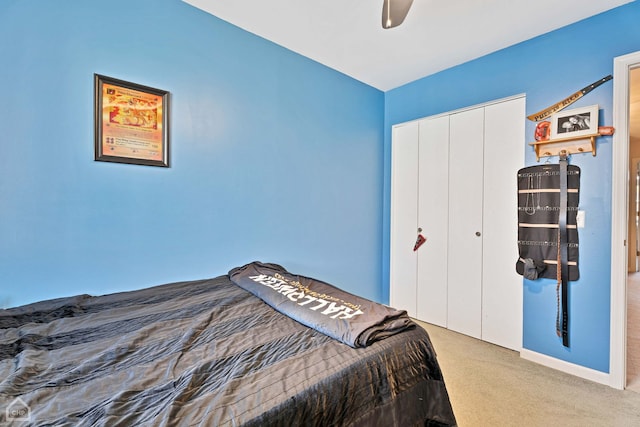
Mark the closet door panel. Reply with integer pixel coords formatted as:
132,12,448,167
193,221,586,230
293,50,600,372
481,97,525,350
390,122,419,317
447,108,485,339
416,116,450,326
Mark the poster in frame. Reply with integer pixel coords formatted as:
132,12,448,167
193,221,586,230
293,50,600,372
550,104,599,140
94,74,170,167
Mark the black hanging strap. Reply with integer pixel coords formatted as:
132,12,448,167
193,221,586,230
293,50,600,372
558,153,570,347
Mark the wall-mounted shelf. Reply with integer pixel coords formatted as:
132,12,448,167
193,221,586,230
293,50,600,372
529,133,600,161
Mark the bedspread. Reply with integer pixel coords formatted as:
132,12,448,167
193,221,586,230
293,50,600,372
0,273,456,426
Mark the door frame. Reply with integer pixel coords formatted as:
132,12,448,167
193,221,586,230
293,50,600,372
632,158,640,273
610,50,640,389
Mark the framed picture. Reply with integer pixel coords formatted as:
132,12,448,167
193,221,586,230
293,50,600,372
94,74,169,167
550,104,599,139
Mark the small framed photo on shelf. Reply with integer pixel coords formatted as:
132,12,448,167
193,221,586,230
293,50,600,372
550,104,599,140
94,74,170,167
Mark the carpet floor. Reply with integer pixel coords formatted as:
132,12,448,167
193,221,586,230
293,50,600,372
418,321,640,426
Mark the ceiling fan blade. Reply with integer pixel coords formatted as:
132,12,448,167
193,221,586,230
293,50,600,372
382,0,414,29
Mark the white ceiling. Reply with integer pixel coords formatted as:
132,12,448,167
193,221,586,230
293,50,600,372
183,0,633,91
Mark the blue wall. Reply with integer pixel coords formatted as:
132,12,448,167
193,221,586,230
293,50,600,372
383,2,640,373
3,0,640,375
0,0,384,307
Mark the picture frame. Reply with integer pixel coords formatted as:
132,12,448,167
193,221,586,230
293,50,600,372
550,104,599,140
94,74,170,167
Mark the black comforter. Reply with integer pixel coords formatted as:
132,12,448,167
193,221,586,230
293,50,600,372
0,269,456,426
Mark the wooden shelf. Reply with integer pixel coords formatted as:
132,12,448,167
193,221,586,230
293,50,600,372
529,133,600,161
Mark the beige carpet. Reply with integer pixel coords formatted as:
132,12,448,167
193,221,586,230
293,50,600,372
417,321,640,427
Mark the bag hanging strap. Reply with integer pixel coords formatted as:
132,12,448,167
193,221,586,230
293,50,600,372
557,152,570,347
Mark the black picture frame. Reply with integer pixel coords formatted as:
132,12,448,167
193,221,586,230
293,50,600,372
94,74,170,167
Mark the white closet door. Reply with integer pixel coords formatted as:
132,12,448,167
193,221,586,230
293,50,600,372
416,116,450,326
390,122,419,317
447,108,485,339
481,97,524,350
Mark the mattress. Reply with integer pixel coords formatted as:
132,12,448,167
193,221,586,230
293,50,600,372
0,267,456,426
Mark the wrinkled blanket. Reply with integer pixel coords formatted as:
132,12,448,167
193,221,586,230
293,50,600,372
0,271,456,426
229,262,415,348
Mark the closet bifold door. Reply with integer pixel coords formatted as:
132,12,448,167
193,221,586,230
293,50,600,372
416,116,450,326
447,108,485,339
390,95,524,352
390,121,419,318
481,97,524,351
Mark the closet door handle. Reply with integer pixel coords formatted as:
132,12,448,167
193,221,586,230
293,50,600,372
475,231,481,237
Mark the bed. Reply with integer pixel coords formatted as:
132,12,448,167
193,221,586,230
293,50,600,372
0,262,456,426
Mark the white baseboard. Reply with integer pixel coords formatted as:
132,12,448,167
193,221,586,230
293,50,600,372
520,348,610,386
